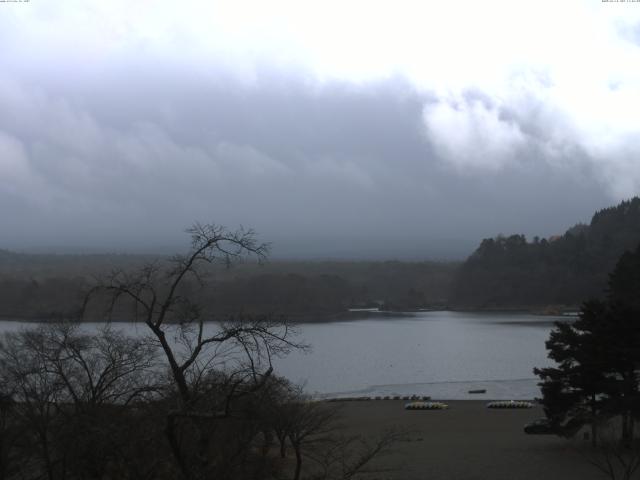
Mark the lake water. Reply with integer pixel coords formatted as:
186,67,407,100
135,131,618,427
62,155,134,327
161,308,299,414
0,311,563,400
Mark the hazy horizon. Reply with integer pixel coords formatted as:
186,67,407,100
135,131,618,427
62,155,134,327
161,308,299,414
4,234,476,260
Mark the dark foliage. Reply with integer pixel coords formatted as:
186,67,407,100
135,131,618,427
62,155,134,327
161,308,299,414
453,197,640,308
534,243,640,445
0,253,457,321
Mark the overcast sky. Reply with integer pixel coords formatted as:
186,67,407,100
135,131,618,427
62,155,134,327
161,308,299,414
1,0,639,258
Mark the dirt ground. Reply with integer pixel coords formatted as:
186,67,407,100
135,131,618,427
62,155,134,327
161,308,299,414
334,400,604,480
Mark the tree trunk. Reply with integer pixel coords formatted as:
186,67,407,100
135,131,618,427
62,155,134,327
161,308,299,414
591,396,598,447
0,435,5,480
278,434,287,458
261,430,272,457
293,443,302,480
38,428,56,480
165,414,192,480
625,412,634,445
622,412,630,447
149,325,191,406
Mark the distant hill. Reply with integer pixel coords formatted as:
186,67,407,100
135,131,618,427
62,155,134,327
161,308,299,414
0,249,458,320
451,197,640,309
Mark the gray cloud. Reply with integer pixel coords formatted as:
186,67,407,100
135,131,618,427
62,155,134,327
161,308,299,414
0,65,613,258
0,2,632,258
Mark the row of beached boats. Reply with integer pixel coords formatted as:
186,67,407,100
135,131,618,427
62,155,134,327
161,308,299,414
324,396,535,409
326,395,431,402
404,400,534,410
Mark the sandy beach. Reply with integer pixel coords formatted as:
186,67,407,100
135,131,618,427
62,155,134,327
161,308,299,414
335,400,602,480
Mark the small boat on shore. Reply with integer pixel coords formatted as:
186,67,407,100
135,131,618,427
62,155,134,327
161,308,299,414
486,400,533,409
405,401,448,410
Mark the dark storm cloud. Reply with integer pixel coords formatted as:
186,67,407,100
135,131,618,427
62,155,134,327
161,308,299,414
0,63,612,258
0,1,635,258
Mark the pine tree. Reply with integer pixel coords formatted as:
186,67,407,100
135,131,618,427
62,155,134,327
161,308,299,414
535,243,640,445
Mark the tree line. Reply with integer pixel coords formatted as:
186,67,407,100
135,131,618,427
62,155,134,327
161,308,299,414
4,197,640,318
0,252,456,320
452,197,640,309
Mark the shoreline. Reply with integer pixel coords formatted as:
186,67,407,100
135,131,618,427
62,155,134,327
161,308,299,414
0,306,580,324
312,377,542,402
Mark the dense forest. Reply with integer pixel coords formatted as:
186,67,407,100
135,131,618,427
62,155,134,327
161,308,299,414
452,197,640,309
0,252,456,320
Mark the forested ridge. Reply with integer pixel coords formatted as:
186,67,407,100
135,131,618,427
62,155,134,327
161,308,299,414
0,252,456,320
452,197,640,309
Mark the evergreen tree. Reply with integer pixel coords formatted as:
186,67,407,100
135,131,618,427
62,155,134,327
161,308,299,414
604,244,640,444
535,243,640,445
534,300,612,444
454,197,640,308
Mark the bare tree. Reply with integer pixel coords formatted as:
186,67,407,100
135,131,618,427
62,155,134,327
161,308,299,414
1,323,159,408
262,379,403,480
0,322,162,480
287,399,340,480
1,326,70,480
85,224,302,405
308,429,404,480
84,223,306,479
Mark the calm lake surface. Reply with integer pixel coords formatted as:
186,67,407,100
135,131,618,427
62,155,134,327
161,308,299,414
0,311,563,400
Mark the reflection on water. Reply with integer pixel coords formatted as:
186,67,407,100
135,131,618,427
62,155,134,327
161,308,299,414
324,378,541,401
272,311,558,398
0,311,559,399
